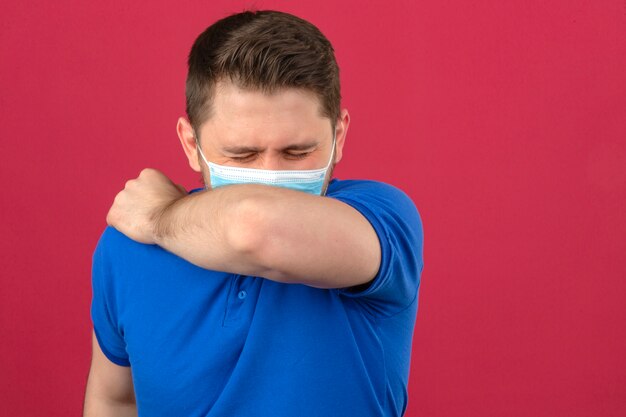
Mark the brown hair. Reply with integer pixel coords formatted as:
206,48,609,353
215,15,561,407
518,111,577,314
185,10,341,137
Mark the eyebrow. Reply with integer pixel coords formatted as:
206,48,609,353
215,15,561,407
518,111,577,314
223,141,320,154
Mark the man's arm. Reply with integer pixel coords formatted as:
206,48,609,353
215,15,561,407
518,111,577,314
83,330,136,417
154,183,381,289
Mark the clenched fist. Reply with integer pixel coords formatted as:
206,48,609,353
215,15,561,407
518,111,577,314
106,168,188,244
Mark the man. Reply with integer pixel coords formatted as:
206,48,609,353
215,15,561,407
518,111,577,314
84,9,424,417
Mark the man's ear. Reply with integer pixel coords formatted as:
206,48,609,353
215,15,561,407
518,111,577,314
333,108,350,164
176,117,202,172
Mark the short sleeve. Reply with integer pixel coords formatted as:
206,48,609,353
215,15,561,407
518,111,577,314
90,227,130,366
328,180,424,317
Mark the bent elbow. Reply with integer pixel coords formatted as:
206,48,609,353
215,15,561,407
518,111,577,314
227,193,270,263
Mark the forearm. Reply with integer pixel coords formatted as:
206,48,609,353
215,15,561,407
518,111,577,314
153,184,267,275
151,182,380,289
83,397,137,417
84,330,137,417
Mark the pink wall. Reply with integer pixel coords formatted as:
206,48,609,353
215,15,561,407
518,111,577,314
1,1,624,415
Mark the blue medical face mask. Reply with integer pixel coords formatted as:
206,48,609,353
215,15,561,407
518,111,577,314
195,130,336,196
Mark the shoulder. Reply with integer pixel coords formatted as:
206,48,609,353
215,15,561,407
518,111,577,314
93,225,160,273
327,178,422,225
95,225,144,254
327,177,404,195
91,226,169,299
328,178,414,202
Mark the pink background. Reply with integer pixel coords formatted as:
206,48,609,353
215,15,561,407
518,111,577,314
1,1,625,415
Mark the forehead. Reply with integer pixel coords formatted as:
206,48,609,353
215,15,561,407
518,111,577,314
199,81,330,147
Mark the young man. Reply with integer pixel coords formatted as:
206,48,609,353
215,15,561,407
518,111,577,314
84,10,424,417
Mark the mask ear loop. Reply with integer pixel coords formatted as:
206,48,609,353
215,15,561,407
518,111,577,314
321,127,338,196
326,128,337,167
192,130,212,190
192,130,209,166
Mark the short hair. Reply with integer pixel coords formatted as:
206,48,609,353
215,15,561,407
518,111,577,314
185,10,341,137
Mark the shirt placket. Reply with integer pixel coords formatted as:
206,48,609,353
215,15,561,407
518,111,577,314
222,274,250,327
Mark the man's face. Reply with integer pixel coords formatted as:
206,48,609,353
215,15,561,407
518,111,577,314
179,80,348,191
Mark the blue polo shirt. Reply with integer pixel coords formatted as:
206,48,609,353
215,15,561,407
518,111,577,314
90,178,424,417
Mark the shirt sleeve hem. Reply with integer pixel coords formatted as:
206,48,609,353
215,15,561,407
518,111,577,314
93,327,131,367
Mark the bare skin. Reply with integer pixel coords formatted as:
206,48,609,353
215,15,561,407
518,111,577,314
83,331,136,416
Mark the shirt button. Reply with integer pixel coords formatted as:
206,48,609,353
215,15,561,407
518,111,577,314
237,290,247,299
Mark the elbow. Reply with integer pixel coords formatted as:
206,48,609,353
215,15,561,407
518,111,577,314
227,193,272,265
225,186,293,282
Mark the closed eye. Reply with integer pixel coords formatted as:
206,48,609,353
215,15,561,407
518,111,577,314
229,151,312,163
284,152,312,160
230,154,257,162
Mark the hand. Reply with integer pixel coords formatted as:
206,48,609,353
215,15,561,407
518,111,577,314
106,168,187,244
